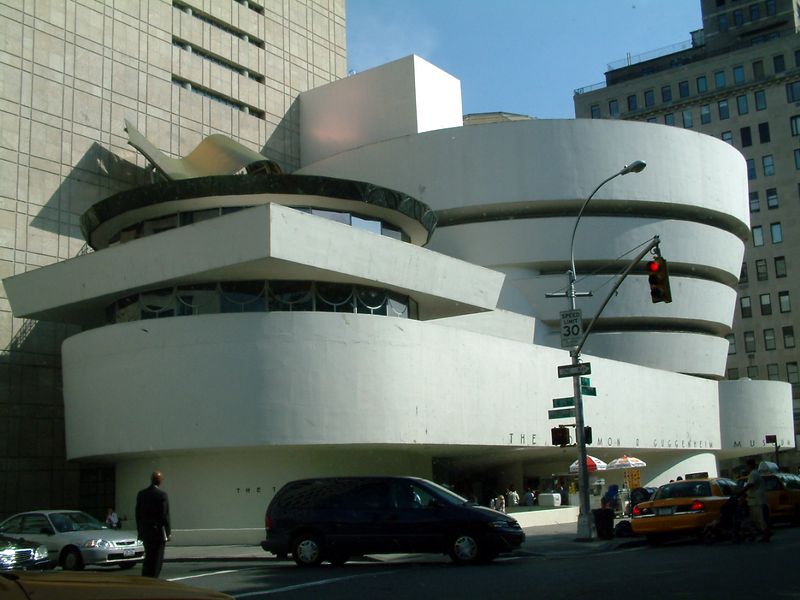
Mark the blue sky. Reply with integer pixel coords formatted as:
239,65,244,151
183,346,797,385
346,0,703,118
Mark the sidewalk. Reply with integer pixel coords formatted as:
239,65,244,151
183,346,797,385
163,520,645,563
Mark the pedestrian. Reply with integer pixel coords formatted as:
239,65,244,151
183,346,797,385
506,485,519,509
105,507,120,529
741,458,771,542
523,487,535,506
494,491,506,513
136,470,171,577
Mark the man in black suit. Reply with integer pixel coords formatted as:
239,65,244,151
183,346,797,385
135,470,171,577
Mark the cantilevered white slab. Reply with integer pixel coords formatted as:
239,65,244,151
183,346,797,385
4,204,503,324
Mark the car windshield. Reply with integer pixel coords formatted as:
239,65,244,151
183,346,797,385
654,481,712,499
49,512,107,533
420,480,471,506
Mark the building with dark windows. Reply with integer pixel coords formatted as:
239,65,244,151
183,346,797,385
574,0,800,465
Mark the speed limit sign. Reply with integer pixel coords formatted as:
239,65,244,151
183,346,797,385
560,309,583,348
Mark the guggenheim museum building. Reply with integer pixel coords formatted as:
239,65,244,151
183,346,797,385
5,55,794,543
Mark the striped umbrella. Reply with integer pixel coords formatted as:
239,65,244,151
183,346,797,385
569,455,608,473
606,455,647,470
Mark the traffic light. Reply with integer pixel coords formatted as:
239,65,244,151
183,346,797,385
647,256,672,303
551,427,570,447
584,426,593,445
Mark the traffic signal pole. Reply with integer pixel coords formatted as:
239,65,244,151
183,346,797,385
554,161,648,541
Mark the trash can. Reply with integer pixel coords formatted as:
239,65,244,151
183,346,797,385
593,508,615,540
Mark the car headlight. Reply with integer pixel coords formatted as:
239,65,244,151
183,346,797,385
34,545,49,561
0,549,14,566
83,539,113,549
487,520,511,528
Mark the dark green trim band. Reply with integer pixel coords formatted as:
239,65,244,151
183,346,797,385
81,174,437,245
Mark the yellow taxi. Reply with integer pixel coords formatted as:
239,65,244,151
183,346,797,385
737,472,800,525
0,571,233,600
631,477,739,543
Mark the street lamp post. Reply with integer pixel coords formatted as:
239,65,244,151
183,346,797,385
567,160,646,541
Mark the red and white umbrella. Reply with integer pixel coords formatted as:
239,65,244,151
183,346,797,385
606,455,647,470
569,455,607,473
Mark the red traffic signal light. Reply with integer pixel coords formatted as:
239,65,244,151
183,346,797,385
647,256,672,304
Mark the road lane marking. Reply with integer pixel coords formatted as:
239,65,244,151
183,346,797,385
168,569,238,582
233,571,395,597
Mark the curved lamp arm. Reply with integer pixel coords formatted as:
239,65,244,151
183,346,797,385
568,160,646,282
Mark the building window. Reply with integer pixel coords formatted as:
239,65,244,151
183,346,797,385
701,104,711,124
770,222,782,243
737,95,749,115
764,328,776,350
755,89,767,110
756,258,768,280
796,49,800,67
733,65,745,84
727,333,736,355
627,94,638,111
787,362,799,384
682,109,693,128
740,261,749,283
795,149,800,169
718,99,730,119
661,85,672,102
753,60,765,80
746,157,756,179
779,290,791,313
767,363,780,380
766,188,778,209
750,3,761,20
758,122,770,143
783,326,795,348
749,191,760,212
722,130,733,144
760,293,772,315
762,155,774,176
752,226,764,246
727,367,739,380
696,75,707,94
664,113,675,125
766,0,776,16
679,80,690,97
791,115,800,135
741,126,752,146
718,14,729,31
744,330,756,353
787,81,800,102
644,89,655,107
774,256,786,278
733,8,744,25
741,296,753,318
773,54,786,73
646,117,657,123
747,365,759,378
590,104,600,119
714,70,726,88
609,99,619,117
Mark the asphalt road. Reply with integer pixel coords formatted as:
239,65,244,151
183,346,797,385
150,525,799,599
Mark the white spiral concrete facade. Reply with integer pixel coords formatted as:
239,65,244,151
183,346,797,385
298,118,750,378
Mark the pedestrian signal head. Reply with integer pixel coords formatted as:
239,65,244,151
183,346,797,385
647,256,672,304
551,427,570,447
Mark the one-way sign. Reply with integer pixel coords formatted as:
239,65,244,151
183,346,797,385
557,362,592,378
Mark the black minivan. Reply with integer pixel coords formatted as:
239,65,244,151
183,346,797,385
261,476,525,566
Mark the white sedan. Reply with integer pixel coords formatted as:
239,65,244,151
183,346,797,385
0,510,144,570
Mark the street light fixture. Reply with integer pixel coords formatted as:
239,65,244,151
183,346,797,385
567,160,646,541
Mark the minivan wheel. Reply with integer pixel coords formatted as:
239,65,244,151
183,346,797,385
449,533,481,564
292,534,323,567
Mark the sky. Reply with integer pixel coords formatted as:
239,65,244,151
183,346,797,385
346,0,704,119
